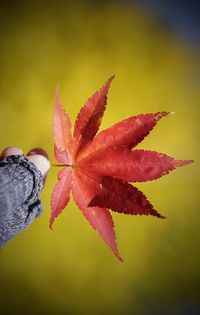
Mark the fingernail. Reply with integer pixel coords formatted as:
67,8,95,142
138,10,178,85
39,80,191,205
27,147,49,160
28,154,50,177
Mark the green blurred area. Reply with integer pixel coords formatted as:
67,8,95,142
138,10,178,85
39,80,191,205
0,1,199,314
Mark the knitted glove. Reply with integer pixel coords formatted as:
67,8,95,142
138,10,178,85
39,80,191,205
0,155,43,247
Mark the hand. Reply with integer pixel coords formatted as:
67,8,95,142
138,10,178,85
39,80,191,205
0,147,50,247
0,146,50,179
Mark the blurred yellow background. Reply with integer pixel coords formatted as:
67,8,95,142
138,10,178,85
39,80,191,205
0,1,199,314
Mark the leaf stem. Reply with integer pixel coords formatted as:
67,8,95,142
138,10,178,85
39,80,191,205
51,163,71,167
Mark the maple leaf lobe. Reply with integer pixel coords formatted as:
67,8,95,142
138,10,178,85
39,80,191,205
72,170,123,261
80,149,193,183
88,176,165,219
77,111,169,162
73,75,114,157
50,167,72,229
53,85,72,152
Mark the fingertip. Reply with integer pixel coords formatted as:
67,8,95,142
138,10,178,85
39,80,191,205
27,154,50,177
1,146,23,158
27,147,49,160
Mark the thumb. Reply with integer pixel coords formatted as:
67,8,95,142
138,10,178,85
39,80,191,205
27,148,50,177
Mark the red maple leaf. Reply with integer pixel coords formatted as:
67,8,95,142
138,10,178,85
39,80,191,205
50,76,193,261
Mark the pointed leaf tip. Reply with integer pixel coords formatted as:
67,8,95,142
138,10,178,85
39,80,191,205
167,111,175,116
118,255,124,263
155,111,169,121
56,82,60,93
49,221,54,230
106,74,115,85
175,159,194,167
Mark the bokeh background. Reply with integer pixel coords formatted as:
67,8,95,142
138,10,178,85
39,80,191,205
0,1,199,314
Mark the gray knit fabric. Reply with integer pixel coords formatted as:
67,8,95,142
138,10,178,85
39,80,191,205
0,155,43,248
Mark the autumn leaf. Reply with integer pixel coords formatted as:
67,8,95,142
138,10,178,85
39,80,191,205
50,76,193,261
